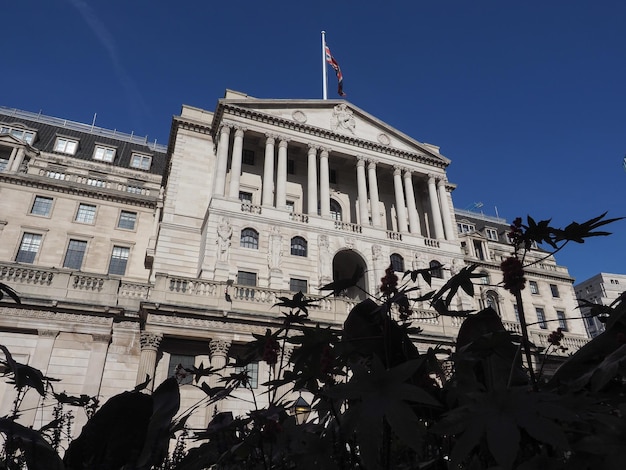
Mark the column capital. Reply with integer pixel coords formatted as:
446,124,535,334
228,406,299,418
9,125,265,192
209,338,231,358
38,329,59,338
356,155,366,167
140,331,163,351
437,177,448,187
366,158,379,168
219,124,232,135
278,138,290,148
319,147,331,155
393,166,403,176
427,173,438,182
403,168,413,178
265,133,278,142
233,126,247,136
306,143,320,152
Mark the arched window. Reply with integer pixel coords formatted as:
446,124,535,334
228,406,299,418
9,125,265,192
290,236,307,257
330,199,342,221
240,228,259,249
430,260,443,279
480,271,490,285
485,290,500,315
390,253,404,272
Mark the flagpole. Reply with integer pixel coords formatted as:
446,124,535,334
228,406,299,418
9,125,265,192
321,30,328,100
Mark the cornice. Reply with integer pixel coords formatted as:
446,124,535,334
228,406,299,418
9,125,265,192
172,115,212,136
0,305,114,326
216,103,447,169
0,173,158,208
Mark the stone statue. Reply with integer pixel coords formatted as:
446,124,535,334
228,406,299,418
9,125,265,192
268,226,283,270
318,235,332,284
330,104,356,134
216,217,233,263
412,251,425,271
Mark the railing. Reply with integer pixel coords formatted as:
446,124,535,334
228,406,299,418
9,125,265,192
72,275,104,291
241,201,262,214
289,212,309,223
0,265,54,285
386,231,403,241
424,238,440,248
0,106,167,152
119,282,150,299
39,170,153,196
334,221,362,233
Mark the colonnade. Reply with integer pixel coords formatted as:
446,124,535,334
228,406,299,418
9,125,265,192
213,124,455,240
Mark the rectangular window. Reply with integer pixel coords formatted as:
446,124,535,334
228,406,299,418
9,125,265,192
287,159,295,175
286,200,295,213
513,304,520,322
93,145,116,162
87,178,106,187
485,228,499,241
550,284,560,298
127,185,143,194
75,203,96,224
239,191,253,203
457,223,475,233
30,196,53,216
63,239,87,269
536,307,547,329
557,310,568,331
290,278,308,293
237,271,257,286
108,246,130,275
118,211,137,230
242,149,255,165
235,362,259,388
54,137,78,155
473,240,485,260
0,157,9,172
529,281,539,295
16,233,42,263
130,153,152,170
168,354,195,385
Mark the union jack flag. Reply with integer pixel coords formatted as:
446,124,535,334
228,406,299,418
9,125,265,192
325,45,346,97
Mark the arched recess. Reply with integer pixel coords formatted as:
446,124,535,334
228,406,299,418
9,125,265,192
332,249,368,300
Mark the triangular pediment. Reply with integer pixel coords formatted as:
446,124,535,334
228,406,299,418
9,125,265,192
216,91,449,165
0,133,28,146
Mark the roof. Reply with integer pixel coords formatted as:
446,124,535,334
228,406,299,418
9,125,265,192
0,107,167,176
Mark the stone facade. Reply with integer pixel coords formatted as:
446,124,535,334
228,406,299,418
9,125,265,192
575,272,626,337
0,93,590,438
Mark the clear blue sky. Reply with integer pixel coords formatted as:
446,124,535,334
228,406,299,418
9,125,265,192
3,1,626,283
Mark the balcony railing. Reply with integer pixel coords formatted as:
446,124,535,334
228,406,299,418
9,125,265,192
334,221,362,233
0,265,54,285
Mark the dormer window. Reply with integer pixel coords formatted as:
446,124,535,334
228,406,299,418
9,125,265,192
130,153,152,170
485,228,499,241
54,137,78,155
1,125,36,144
93,145,116,162
457,222,475,233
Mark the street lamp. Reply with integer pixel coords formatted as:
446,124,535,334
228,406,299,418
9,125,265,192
292,395,311,425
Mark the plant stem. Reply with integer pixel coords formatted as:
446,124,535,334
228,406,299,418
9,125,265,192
514,290,538,391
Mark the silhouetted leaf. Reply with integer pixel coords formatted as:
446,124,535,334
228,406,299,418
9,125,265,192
0,282,21,304
274,291,318,315
0,418,63,470
319,265,364,295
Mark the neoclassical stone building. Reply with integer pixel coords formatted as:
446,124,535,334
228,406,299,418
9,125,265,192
0,92,589,437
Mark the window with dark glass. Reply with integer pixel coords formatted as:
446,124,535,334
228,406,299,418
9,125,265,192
168,354,195,385
235,362,259,388
108,246,130,275
16,233,42,263
118,211,137,230
536,307,547,329
239,191,253,203
290,278,308,293
130,153,152,170
30,196,53,216
290,236,307,257
63,239,87,269
550,284,560,298
390,253,404,272
557,311,568,331
529,281,539,295
330,199,342,221
237,271,257,286
241,228,259,249
242,149,255,165
430,260,443,279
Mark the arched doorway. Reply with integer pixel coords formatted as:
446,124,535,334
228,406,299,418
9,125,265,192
332,250,368,300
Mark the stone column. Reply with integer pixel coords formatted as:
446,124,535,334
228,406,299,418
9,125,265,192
74,334,110,430
4,147,18,172
275,139,289,209
261,134,276,206
438,179,455,241
367,160,381,227
227,127,245,198
307,145,318,215
393,167,409,233
208,338,231,414
319,148,331,217
136,332,163,393
356,156,369,225
20,330,58,426
9,148,25,173
214,125,231,196
403,170,421,235
427,174,445,239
